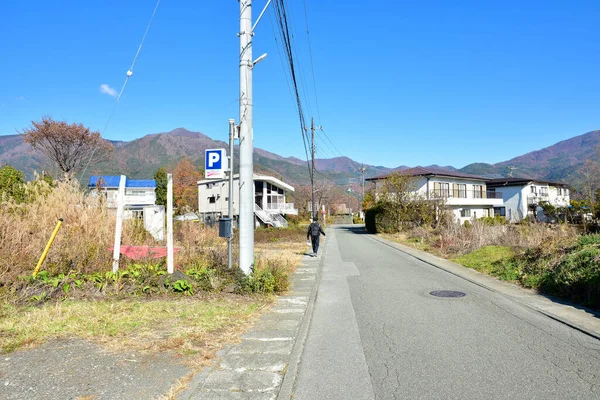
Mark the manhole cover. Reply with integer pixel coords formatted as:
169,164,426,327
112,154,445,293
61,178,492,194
430,290,466,298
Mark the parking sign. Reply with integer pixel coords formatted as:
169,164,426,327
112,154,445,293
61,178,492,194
205,149,227,179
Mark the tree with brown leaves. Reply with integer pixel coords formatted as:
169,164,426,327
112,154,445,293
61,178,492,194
173,157,203,212
21,117,113,177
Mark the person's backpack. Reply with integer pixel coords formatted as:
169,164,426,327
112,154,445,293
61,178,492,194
311,222,321,236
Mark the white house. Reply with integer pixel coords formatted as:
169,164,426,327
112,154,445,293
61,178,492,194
366,167,504,224
197,174,297,228
486,178,570,223
88,176,157,218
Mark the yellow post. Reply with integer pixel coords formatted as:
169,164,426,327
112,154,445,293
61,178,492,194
32,218,63,277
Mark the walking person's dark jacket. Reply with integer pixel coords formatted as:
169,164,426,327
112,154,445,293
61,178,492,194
307,220,325,256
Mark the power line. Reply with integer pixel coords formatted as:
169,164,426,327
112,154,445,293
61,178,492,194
302,0,322,125
271,0,312,179
79,0,162,183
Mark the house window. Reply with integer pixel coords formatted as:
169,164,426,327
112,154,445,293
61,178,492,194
126,189,147,196
540,187,548,196
460,209,471,218
483,208,491,218
494,207,506,217
437,183,449,197
531,186,537,195
456,184,467,198
473,185,483,198
209,196,216,204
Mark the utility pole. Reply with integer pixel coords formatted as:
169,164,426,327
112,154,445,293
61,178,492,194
507,166,517,178
359,163,367,215
306,117,322,221
239,0,254,275
311,118,316,220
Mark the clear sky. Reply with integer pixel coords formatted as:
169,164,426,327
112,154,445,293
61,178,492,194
1,0,599,169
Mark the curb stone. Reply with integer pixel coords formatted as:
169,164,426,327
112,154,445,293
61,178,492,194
179,239,325,400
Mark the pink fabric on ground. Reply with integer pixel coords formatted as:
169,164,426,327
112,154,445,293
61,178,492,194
108,246,181,260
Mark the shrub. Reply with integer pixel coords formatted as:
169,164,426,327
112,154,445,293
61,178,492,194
539,246,600,308
0,165,26,203
241,259,290,294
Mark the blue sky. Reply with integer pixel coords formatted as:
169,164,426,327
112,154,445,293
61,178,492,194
1,0,600,169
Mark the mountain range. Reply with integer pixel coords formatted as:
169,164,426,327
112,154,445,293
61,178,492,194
1,127,599,188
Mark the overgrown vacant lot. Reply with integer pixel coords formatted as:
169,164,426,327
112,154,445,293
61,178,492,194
381,221,600,310
0,179,302,358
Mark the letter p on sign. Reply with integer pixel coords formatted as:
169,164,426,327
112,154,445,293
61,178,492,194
205,149,226,179
208,152,220,167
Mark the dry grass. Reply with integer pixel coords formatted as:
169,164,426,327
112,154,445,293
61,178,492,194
0,294,270,356
158,372,195,400
0,180,233,285
382,220,578,258
436,221,576,256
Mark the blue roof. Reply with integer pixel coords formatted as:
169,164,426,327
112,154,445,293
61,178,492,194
89,176,156,188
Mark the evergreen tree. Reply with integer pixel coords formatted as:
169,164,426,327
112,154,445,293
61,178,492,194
154,167,168,206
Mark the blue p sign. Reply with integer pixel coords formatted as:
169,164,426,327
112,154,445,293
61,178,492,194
205,149,227,179
207,151,221,169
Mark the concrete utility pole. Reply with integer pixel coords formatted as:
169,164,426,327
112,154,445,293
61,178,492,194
239,0,254,275
359,164,367,213
311,118,316,220
306,117,322,221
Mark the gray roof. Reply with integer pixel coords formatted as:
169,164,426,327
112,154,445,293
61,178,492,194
486,177,569,188
366,167,488,182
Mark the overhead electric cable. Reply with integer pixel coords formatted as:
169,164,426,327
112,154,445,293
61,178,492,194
79,0,162,183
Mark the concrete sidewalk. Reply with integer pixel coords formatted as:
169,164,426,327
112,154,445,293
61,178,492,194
179,248,324,399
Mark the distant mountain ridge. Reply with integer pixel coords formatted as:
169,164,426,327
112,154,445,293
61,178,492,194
1,128,598,186
460,130,600,182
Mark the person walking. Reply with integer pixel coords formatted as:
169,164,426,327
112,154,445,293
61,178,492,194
307,217,326,257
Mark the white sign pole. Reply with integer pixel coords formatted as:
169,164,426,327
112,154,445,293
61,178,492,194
167,173,174,274
112,175,126,273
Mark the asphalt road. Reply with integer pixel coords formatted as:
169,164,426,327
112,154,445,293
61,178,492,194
290,226,600,400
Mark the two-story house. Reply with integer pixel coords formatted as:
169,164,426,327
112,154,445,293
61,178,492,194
366,167,504,224
486,178,570,222
88,176,157,218
197,174,298,228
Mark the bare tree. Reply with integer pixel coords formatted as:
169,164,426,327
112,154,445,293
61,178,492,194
580,146,600,218
21,117,113,178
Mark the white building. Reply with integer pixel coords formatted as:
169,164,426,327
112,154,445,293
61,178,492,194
197,174,298,228
88,176,157,218
486,178,570,223
367,167,504,224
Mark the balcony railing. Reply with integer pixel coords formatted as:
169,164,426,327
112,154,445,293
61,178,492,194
527,194,550,205
431,189,502,199
264,202,295,212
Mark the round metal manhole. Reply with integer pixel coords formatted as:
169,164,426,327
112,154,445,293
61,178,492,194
430,290,466,298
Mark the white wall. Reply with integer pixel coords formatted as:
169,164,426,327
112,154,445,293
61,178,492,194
198,178,239,217
450,206,496,224
496,183,570,223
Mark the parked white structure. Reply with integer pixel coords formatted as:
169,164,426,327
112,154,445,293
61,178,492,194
88,176,156,218
367,167,504,224
486,178,570,222
197,174,297,228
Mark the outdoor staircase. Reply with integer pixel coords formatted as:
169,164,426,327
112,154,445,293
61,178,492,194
254,203,288,228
